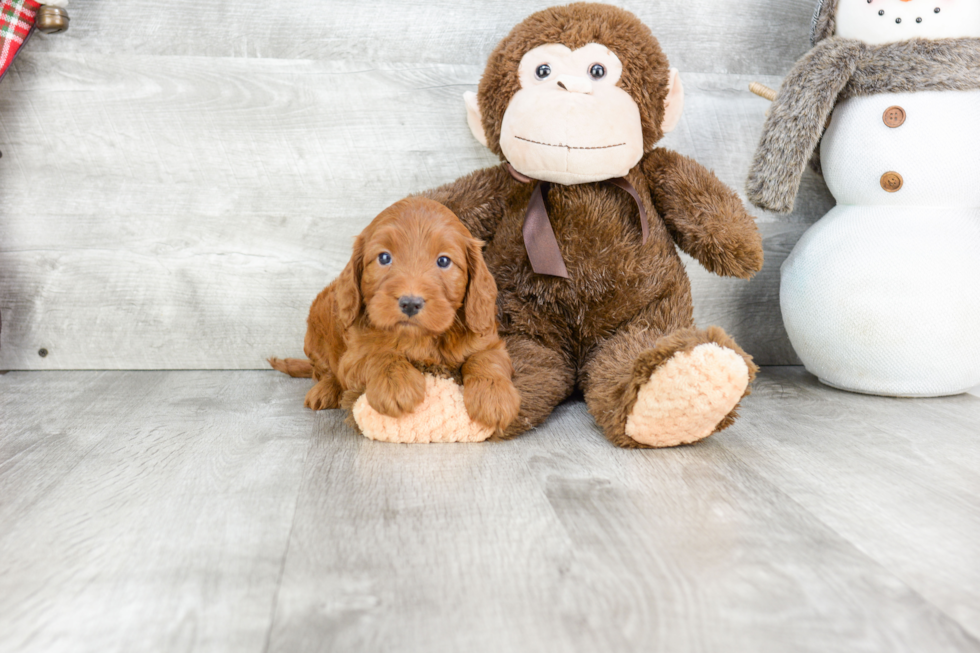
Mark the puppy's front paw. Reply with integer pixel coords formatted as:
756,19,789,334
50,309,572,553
464,375,521,432
366,365,426,417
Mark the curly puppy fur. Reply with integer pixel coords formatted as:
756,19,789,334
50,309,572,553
748,35,980,213
420,4,763,447
270,197,521,434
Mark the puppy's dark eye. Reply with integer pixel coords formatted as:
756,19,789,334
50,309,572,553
589,63,605,80
378,252,392,266
436,256,452,269
535,64,551,80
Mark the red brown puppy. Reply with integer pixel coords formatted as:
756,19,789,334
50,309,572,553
271,197,520,435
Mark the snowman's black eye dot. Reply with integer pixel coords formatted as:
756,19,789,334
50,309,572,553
879,9,885,16
896,17,902,23
916,17,922,23
935,7,941,13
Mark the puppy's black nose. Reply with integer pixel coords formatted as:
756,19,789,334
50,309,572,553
398,296,425,317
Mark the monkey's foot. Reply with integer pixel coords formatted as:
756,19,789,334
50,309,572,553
352,374,494,444
625,343,750,448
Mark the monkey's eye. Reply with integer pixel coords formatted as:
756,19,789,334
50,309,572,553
589,63,606,80
535,64,551,80
436,256,452,269
378,252,392,266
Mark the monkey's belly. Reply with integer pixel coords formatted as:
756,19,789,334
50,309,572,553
821,90,980,207
780,205,980,397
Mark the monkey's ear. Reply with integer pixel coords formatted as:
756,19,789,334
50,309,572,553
336,235,365,328
661,68,685,134
464,91,489,148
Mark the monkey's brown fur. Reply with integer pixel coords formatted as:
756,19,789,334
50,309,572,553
420,4,764,447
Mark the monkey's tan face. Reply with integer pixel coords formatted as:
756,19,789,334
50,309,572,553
498,43,645,185
836,0,980,44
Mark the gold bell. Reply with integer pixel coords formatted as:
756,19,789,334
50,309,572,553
36,6,70,34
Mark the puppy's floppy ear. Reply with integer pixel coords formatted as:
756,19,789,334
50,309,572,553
463,238,497,337
336,235,365,328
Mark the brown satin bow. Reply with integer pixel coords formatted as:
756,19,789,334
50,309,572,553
506,164,649,279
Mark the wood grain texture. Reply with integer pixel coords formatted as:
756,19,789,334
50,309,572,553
0,0,835,369
0,49,824,368
0,371,314,653
25,0,816,74
1,368,979,652
721,368,980,641
268,390,980,653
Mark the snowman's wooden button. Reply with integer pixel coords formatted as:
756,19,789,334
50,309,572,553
880,171,904,192
883,106,906,128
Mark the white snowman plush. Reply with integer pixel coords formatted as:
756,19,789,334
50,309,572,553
747,0,980,397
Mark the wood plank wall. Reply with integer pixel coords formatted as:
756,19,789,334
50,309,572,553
0,0,830,370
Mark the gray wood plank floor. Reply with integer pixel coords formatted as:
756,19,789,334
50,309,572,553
1,368,979,653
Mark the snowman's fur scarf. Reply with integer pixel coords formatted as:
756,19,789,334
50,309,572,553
810,0,838,46
747,37,980,213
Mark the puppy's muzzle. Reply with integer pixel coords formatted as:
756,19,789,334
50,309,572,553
398,295,425,318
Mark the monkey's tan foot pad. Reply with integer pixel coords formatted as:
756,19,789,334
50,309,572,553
352,374,493,444
625,343,749,448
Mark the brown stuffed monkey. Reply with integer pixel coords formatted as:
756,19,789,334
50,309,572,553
358,3,765,448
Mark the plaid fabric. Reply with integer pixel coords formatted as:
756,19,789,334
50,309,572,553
0,0,40,82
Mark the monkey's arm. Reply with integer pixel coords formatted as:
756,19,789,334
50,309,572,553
746,38,863,213
642,148,763,279
418,165,515,243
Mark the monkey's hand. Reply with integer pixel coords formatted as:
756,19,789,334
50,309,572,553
352,374,496,444
642,148,763,279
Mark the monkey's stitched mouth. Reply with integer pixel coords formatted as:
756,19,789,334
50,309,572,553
515,136,626,151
